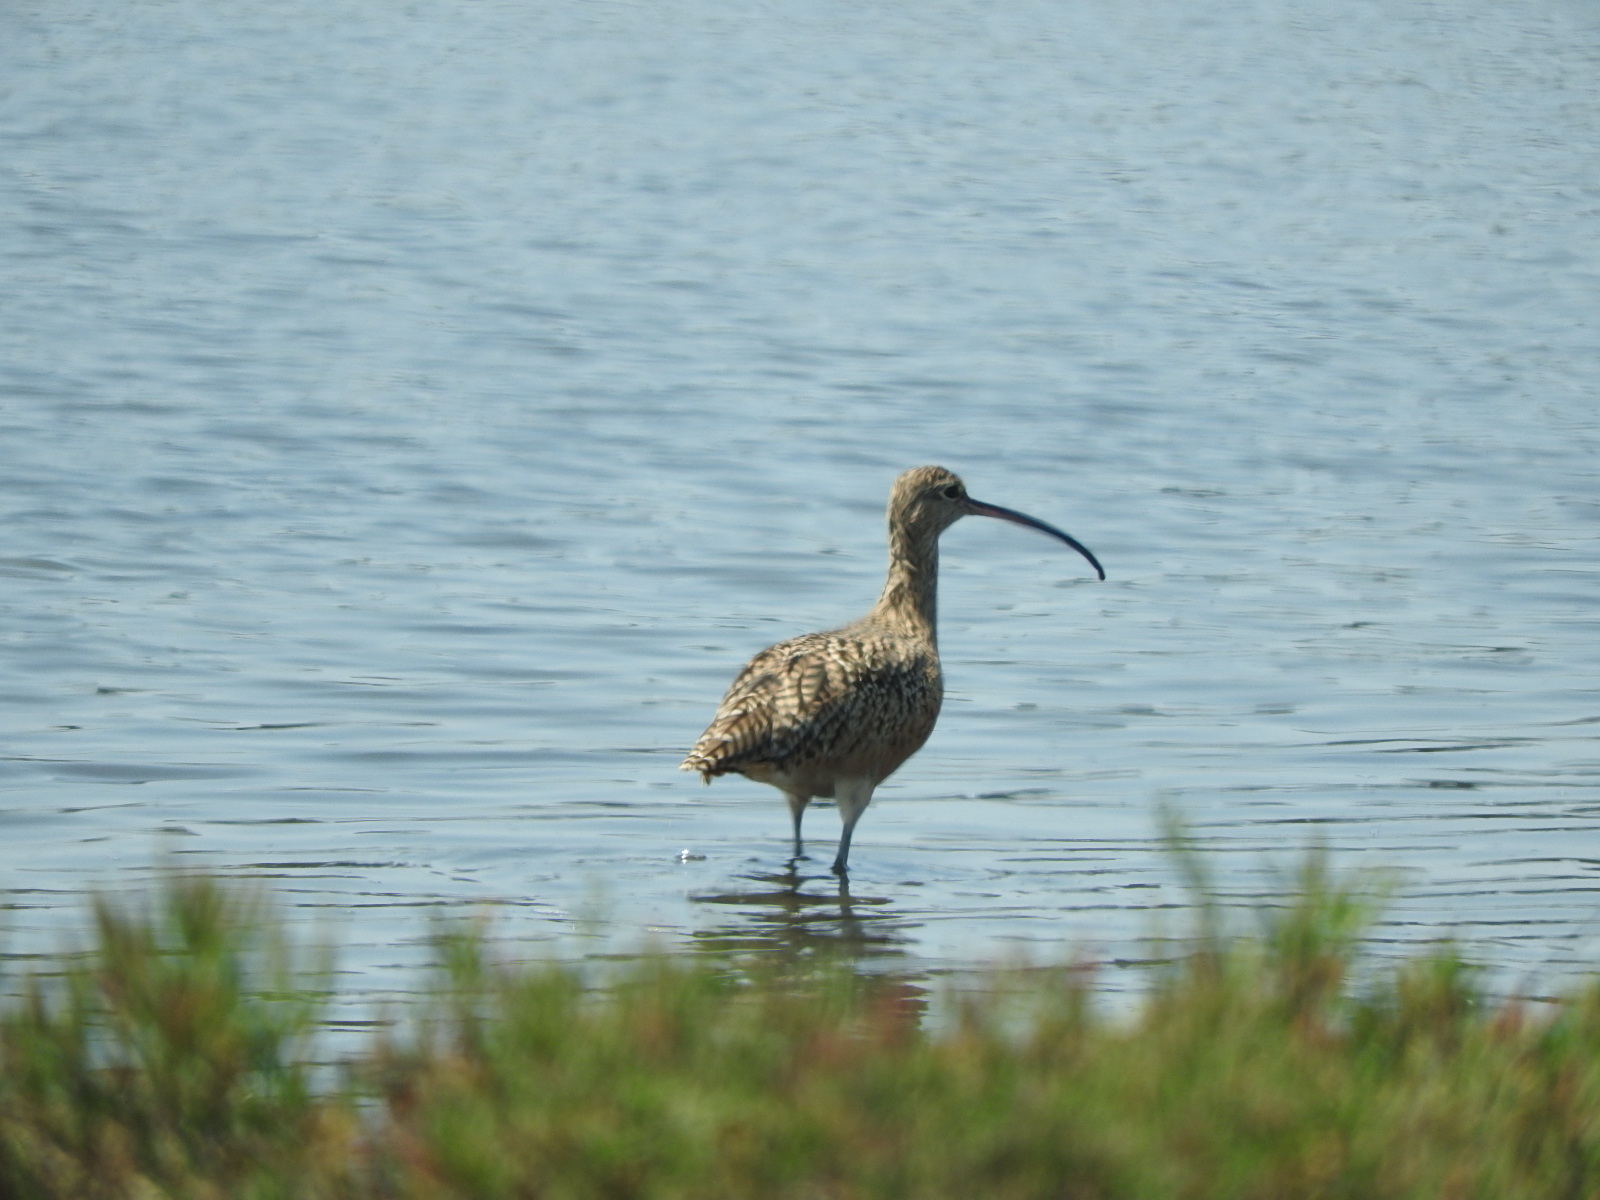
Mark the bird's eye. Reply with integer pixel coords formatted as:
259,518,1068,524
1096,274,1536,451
942,484,963,499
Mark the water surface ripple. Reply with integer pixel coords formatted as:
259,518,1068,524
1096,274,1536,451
2,0,1598,1010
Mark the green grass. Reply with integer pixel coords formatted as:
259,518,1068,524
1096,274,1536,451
2,854,1599,1199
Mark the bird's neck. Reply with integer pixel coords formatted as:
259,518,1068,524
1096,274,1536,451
870,524,939,643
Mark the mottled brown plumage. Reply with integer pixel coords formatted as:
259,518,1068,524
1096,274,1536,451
683,466,1104,874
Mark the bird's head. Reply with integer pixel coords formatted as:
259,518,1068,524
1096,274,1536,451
888,465,1105,580
888,465,973,536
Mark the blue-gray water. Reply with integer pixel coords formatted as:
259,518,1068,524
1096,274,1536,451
3,0,1598,1015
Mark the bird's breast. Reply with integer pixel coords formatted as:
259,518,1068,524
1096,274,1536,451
682,625,944,791
767,639,942,789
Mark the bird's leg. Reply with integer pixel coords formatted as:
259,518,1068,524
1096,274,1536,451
785,792,812,859
830,778,876,875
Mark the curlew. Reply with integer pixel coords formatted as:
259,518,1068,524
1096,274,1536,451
682,465,1104,874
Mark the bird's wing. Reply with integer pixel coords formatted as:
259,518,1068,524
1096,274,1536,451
681,632,878,778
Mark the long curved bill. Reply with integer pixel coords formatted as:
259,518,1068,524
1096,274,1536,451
966,498,1106,580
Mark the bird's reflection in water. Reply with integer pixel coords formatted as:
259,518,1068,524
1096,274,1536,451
689,859,917,962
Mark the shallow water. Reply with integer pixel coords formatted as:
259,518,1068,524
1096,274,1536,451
3,0,1599,1016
